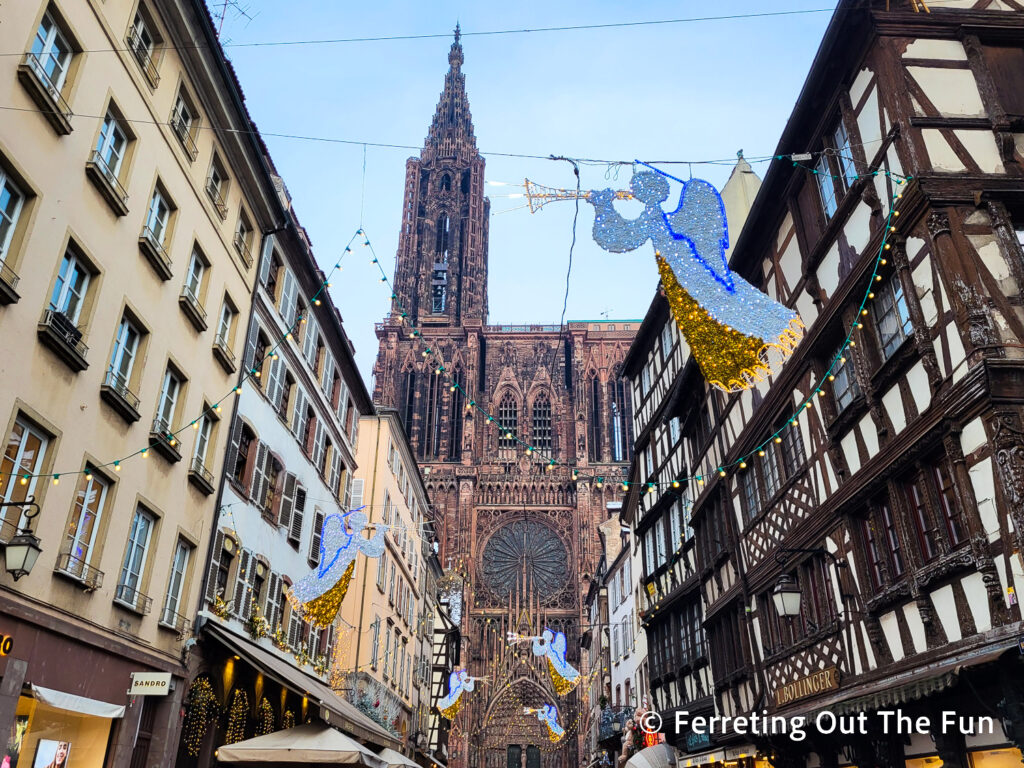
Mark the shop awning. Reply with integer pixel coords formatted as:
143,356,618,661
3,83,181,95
627,744,678,768
30,684,125,719
217,722,387,764
379,747,421,768
676,749,725,767
781,641,1015,720
204,621,400,749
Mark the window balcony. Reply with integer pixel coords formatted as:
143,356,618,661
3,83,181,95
212,331,236,373
188,455,216,496
114,582,152,615
138,225,173,281
17,53,73,135
37,309,89,372
159,605,191,636
54,551,104,591
0,260,20,305
205,179,228,220
100,367,141,423
126,29,160,88
149,417,182,463
170,110,198,160
179,284,207,331
85,151,130,217
233,231,253,269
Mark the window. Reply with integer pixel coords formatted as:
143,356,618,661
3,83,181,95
31,11,72,90
206,157,229,217
370,617,381,668
933,462,966,547
217,301,237,348
1,418,49,527
588,376,602,461
49,248,90,325
832,120,858,191
234,211,254,265
611,378,633,462
0,170,25,266
740,467,761,521
170,90,198,159
860,517,884,590
815,155,838,220
872,274,913,361
127,10,160,86
95,111,127,177
497,394,518,449
117,507,155,608
109,314,141,390
61,470,108,573
831,346,859,412
762,443,781,499
532,394,552,451
193,413,213,468
154,367,181,433
879,502,905,577
905,477,939,563
144,186,171,246
377,552,387,591
660,323,673,361
781,421,806,477
183,249,205,304
232,424,255,487
162,540,191,626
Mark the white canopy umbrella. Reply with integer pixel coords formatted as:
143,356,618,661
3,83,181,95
217,722,387,765
626,744,678,768
377,747,421,768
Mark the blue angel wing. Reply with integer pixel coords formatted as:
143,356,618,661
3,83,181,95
663,179,733,291
549,630,567,662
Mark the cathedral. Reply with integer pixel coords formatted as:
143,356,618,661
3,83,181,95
372,29,637,768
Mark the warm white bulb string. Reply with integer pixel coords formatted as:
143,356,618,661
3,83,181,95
362,160,910,496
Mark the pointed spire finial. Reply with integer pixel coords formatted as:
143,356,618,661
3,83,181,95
449,22,464,69
454,22,461,44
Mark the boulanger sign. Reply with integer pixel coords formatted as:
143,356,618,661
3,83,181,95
773,666,839,707
129,672,172,696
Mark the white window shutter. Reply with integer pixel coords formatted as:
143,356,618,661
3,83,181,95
279,473,297,532
309,507,325,566
350,478,364,509
303,319,318,365
321,350,334,392
249,442,268,503
291,388,307,438
280,270,298,326
289,486,306,544
313,422,326,471
204,529,225,603
232,549,252,616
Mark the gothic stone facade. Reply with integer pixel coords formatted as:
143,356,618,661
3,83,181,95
373,32,636,768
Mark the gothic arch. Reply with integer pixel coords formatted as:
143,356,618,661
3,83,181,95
482,676,558,723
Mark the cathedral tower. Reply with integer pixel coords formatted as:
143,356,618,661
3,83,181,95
374,30,637,768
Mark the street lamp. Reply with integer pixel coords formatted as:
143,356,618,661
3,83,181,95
0,497,41,581
771,574,802,618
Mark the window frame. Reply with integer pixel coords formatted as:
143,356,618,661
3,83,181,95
162,538,192,625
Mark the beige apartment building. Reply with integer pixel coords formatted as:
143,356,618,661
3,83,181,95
339,408,434,752
0,0,283,765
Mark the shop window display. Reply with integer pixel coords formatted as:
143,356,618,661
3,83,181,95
7,697,112,768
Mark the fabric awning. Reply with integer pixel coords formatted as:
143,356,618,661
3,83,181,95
203,621,400,749
779,641,1015,719
676,749,725,767
30,684,125,719
379,747,421,768
217,722,387,764
626,744,678,768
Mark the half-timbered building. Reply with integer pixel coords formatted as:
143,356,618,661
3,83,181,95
624,2,1024,768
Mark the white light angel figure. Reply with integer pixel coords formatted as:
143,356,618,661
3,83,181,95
289,508,385,628
507,627,581,695
587,167,804,392
436,668,488,720
524,704,565,742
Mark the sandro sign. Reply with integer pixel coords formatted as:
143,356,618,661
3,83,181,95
773,666,840,708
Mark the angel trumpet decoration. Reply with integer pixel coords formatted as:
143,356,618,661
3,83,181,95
524,704,565,742
525,163,803,391
288,508,385,628
437,669,488,720
507,628,581,695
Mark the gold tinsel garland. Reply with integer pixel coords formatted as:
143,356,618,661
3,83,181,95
283,710,296,729
546,658,579,696
182,677,218,757
224,689,250,745
290,560,356,629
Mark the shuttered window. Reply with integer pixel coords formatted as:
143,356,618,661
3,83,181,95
309,507,325,566
288,485,306,544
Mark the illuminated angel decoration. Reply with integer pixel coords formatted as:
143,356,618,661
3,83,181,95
436,669,488,720
289,508,385,628
507,627,580,695
587,168,803,391
524,704,565,742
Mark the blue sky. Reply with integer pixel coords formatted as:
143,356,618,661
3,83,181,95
215,1,838,389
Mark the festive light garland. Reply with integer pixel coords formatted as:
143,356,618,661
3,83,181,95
182,677,219,757
256,697,275,736
224,688,250,745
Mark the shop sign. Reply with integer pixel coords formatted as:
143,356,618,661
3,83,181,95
0,634,13,656
772,666,839,707
129,672,172,696
686,731,711,752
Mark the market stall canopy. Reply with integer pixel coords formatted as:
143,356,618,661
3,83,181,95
626,744,678,768
217,722,388,765
378,747,421,768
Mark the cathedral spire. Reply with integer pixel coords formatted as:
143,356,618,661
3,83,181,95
423,24,477,161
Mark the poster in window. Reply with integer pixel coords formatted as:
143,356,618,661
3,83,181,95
32,740,70,768
2,715,28,768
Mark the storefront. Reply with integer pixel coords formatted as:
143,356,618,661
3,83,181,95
0,601,186,768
